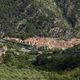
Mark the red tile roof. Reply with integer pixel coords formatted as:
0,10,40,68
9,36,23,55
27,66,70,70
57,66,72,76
24,37,80,49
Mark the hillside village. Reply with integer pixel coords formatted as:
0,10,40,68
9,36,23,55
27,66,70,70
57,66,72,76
0,0,80,80
4,37,80,49
24,37,80,49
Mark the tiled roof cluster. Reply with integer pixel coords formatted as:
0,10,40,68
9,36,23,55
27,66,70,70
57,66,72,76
24,37,80,49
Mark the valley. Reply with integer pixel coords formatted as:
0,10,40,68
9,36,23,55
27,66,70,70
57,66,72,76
0,0,80,80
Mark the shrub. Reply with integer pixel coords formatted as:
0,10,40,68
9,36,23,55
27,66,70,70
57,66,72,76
2,50,30,68
76,32,80,38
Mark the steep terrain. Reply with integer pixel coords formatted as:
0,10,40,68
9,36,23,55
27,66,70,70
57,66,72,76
0,1,80,80
0,0,80,39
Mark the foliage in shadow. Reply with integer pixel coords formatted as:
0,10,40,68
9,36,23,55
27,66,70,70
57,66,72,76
34,44,80,71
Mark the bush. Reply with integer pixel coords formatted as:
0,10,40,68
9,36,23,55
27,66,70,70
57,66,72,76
76,32,80,38
2,50,30,68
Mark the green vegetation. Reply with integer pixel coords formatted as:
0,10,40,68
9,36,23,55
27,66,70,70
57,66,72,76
0,0,80,39
0,0,80,79
35,45,80,71
0,42,80,80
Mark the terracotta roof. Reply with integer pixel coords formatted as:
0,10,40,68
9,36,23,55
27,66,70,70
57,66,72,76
24,37,80,49
4,37,80,49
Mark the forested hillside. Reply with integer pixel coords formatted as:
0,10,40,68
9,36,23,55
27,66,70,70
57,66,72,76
0,0,80,39
0,1,80,79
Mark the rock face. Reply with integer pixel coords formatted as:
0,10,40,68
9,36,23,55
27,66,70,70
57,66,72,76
49,27,64,37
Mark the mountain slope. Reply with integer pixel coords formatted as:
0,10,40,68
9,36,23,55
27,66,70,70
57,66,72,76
0,0,80,39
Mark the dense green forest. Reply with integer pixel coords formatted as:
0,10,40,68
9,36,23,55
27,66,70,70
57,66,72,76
0,0,80,39
0,41,80,80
